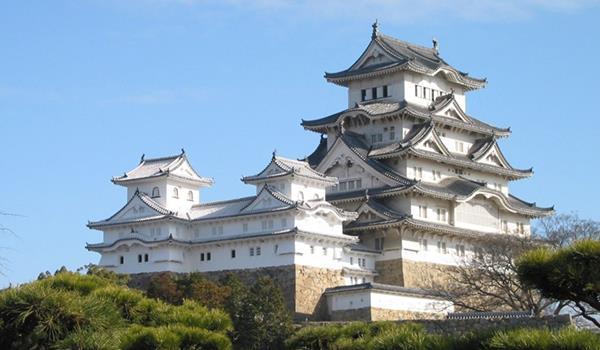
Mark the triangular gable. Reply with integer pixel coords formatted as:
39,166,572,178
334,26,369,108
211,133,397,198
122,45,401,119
474,143,512,169
433,97,471,124
316,136,397,187
241,186,294,213
93,192,172,226
354,202,391,223
168,156,211,183
412,128,452,157
349,39,399,72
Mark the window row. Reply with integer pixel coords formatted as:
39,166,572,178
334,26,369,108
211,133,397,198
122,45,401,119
331,179,362,193
118,254,149,264
349,276,367,285
361,85,390,101
417,206,447,222
419,239,466,257
150,187,194,201
412,167,443,182
414,84,446,101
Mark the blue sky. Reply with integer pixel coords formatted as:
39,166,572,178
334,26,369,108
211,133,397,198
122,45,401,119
1,0,599,287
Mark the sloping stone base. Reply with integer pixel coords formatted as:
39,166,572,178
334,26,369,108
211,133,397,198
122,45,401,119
128,265,343,321
329,307,444,321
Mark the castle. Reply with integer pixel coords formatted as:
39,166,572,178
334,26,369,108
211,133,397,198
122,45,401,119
87,24,553,321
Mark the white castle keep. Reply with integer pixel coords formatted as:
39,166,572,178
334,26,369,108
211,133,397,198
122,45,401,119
87,23,553,321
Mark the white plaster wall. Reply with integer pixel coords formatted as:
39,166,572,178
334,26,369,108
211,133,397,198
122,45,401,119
403,71,466,111
371,291,453,313
347,73,405,107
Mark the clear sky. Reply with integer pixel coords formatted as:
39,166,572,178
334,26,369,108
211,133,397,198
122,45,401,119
1,0,599,287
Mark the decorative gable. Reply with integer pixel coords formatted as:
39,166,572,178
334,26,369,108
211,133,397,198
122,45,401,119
412,129,452,157
241,186,294,213
434,99,471,124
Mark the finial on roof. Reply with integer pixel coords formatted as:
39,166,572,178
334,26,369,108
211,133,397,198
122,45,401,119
371,20,379,39
140,154,145,163
432,37,439,54
272,149,277,159
181,148,185,154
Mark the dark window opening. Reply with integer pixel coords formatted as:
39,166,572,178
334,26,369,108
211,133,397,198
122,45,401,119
138,254,142,263
119,256,124,264
371,87,377,99
207,252,211,261
361,89,366,101
144,254,149,262
231,249,236,258
383,85,388,97
200,253,205,261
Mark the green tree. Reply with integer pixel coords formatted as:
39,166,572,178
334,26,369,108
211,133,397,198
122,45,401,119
517,239,600,328
237,276,293,350
146,272,182,304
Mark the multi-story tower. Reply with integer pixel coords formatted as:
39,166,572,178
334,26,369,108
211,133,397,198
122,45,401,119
302,23,554,287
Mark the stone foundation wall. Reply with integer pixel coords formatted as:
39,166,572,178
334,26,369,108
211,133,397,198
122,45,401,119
401,260,456,289
329,307,372,321
370,308,445,321
127,265,343,321
374,259,404,285
295,266,344,321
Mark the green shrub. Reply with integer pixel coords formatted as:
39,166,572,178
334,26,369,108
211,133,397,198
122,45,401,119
489,327,600,350
40,271,111,295
120,325,232,350
285,324,344,349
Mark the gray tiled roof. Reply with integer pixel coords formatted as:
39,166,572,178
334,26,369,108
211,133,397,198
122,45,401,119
324,282,447,300
87,190,175,228
243,154,337,184
302,97,510,137
325,32,486,90
112,152,213,185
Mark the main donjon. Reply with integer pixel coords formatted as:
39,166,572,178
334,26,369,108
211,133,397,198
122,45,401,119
301,22,553,290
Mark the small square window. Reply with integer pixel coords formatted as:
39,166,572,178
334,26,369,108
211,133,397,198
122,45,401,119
256,247,261,256
322,247,327,256
231,249,236,258
249,248,254,256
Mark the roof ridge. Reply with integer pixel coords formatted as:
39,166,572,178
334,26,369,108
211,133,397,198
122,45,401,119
193,195,256,208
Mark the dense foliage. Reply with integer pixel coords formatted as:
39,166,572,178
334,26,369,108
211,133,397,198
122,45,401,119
286,322,600,350
0,271,232,349
517,239,600,328
145,272,293,350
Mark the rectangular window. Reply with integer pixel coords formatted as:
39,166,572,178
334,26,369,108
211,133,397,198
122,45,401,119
207,252,211,261
361,258,366,267
350,257,354,265
138,254,142,263
415,84,419,97
356,179,362,189
432,170,441,181
200,253,205,261
413,167,422,180
442,242,447,254
501,220,508,233
261,220,267,230
231,249,236,258
455,141,464,153
389,126,395,140
256,247,261,256
419,206,428,218
371,134,377,143
437,208,447,222
280,218,287,228
310,245,315,254
144,254,149,262
456,245,466,257
383,85,389,97
267,220,274,229
348,180,355,190
274,244,278,254
249,248,254,256
339,182,347,191
372,87,377,99
120,256,124,264
243,223,248,232
361,89,367,101
421,239,428,251
375,237,385,250
377,134,383,142
322,247,327,256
